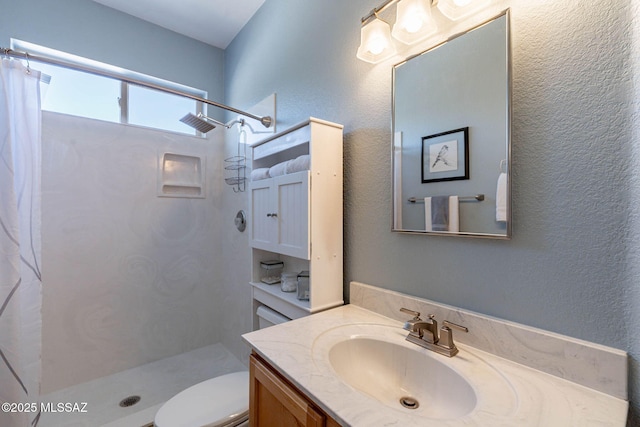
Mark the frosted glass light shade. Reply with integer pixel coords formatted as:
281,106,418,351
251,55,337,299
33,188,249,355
436,0,491,21
356,18,397,64
392,0,437,45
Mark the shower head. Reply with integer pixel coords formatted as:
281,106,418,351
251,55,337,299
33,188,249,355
179,112,226,134
180,112,265,135
180,113,215,133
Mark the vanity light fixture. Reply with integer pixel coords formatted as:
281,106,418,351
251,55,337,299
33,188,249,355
357,0,492,63
391,0,437,45
356,13,397,64
434,0,492,21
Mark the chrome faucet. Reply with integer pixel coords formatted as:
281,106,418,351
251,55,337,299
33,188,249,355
400,308,468,357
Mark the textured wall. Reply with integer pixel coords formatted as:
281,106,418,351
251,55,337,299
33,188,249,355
226,0,639,420
40,112,226,393
628,3,640,426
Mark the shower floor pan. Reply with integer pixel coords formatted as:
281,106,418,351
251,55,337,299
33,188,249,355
38,343,246,427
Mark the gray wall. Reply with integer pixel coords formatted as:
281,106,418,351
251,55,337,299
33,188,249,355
226,0,639,422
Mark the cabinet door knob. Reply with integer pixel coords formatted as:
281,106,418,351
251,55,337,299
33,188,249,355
266,213,278,218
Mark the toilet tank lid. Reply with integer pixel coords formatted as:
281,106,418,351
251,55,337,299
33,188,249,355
256,305,290,325
154,371,249,427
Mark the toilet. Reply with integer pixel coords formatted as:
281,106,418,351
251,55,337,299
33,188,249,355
154,371,249,427
154,305,290,427
256,304,290,328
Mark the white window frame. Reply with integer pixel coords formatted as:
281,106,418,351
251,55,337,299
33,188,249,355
11,39,207,137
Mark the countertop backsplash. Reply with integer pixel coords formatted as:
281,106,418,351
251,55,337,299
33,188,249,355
350,281,628,400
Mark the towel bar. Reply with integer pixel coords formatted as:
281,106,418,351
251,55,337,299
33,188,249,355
408,194,485,203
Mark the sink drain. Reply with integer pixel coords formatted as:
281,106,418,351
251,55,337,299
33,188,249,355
399,396,419,409
119,395,141,408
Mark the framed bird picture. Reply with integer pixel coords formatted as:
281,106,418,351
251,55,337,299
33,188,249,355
421,127,469,183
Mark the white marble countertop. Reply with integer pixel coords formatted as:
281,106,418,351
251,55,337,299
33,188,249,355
242,304,628,427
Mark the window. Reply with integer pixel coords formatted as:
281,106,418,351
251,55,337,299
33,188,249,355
128,84,200,135
34,62,122,123
11,39,206,136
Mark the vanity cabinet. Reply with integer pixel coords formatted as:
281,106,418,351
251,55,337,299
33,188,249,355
249,118,343,324
250,353,340,427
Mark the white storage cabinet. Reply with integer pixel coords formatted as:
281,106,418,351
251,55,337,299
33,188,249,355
249,118,343,326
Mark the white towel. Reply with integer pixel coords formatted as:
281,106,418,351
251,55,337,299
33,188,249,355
250,168,270,181
268,160,288,178
496,172,507,222
425,196,459,232
285,154,310,174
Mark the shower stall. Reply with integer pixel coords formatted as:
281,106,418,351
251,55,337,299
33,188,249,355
0,47,271,426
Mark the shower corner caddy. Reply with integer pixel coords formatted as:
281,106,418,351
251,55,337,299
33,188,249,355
224,155,246,193
248,118,344,330
224,125,249,193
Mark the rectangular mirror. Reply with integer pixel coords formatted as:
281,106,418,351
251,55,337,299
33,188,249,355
392,11,511,238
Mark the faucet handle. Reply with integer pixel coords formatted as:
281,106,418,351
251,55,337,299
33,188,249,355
400,307,421,320
438,320,468,356
442,320,468,333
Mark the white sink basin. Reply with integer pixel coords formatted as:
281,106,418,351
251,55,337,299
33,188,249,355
328,337,476,418
312,323,517,422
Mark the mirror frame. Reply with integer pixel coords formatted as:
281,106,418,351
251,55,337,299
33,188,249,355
391,10,512,239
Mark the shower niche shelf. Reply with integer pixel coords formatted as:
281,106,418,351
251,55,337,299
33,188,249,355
248,118,344,328
157,152,205,198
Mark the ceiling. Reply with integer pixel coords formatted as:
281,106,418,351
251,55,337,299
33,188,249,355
91,0,265,49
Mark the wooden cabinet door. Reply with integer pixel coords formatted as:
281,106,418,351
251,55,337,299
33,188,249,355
250,354,325,427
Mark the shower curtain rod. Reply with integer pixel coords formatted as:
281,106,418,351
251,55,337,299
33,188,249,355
1,47,273,129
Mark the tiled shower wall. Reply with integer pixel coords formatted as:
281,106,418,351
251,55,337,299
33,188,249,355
40,112,226,394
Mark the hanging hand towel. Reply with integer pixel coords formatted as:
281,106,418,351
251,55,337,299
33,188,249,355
425,196,459,232
496,172,507,222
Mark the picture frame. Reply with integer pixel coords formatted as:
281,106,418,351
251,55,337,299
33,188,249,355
421,127,469,183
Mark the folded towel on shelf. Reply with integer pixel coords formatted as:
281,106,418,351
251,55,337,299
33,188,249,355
496,172,507,222
286,154,311,174
425,196,459,232
250,168,270,181
268,160,289,178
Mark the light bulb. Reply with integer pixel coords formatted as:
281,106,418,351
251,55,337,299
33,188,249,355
391,0,436,45
403,15,423,33
356,17,397,63
368,34,387,55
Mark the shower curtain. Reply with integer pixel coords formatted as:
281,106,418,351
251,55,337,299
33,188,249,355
0,57,43,427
